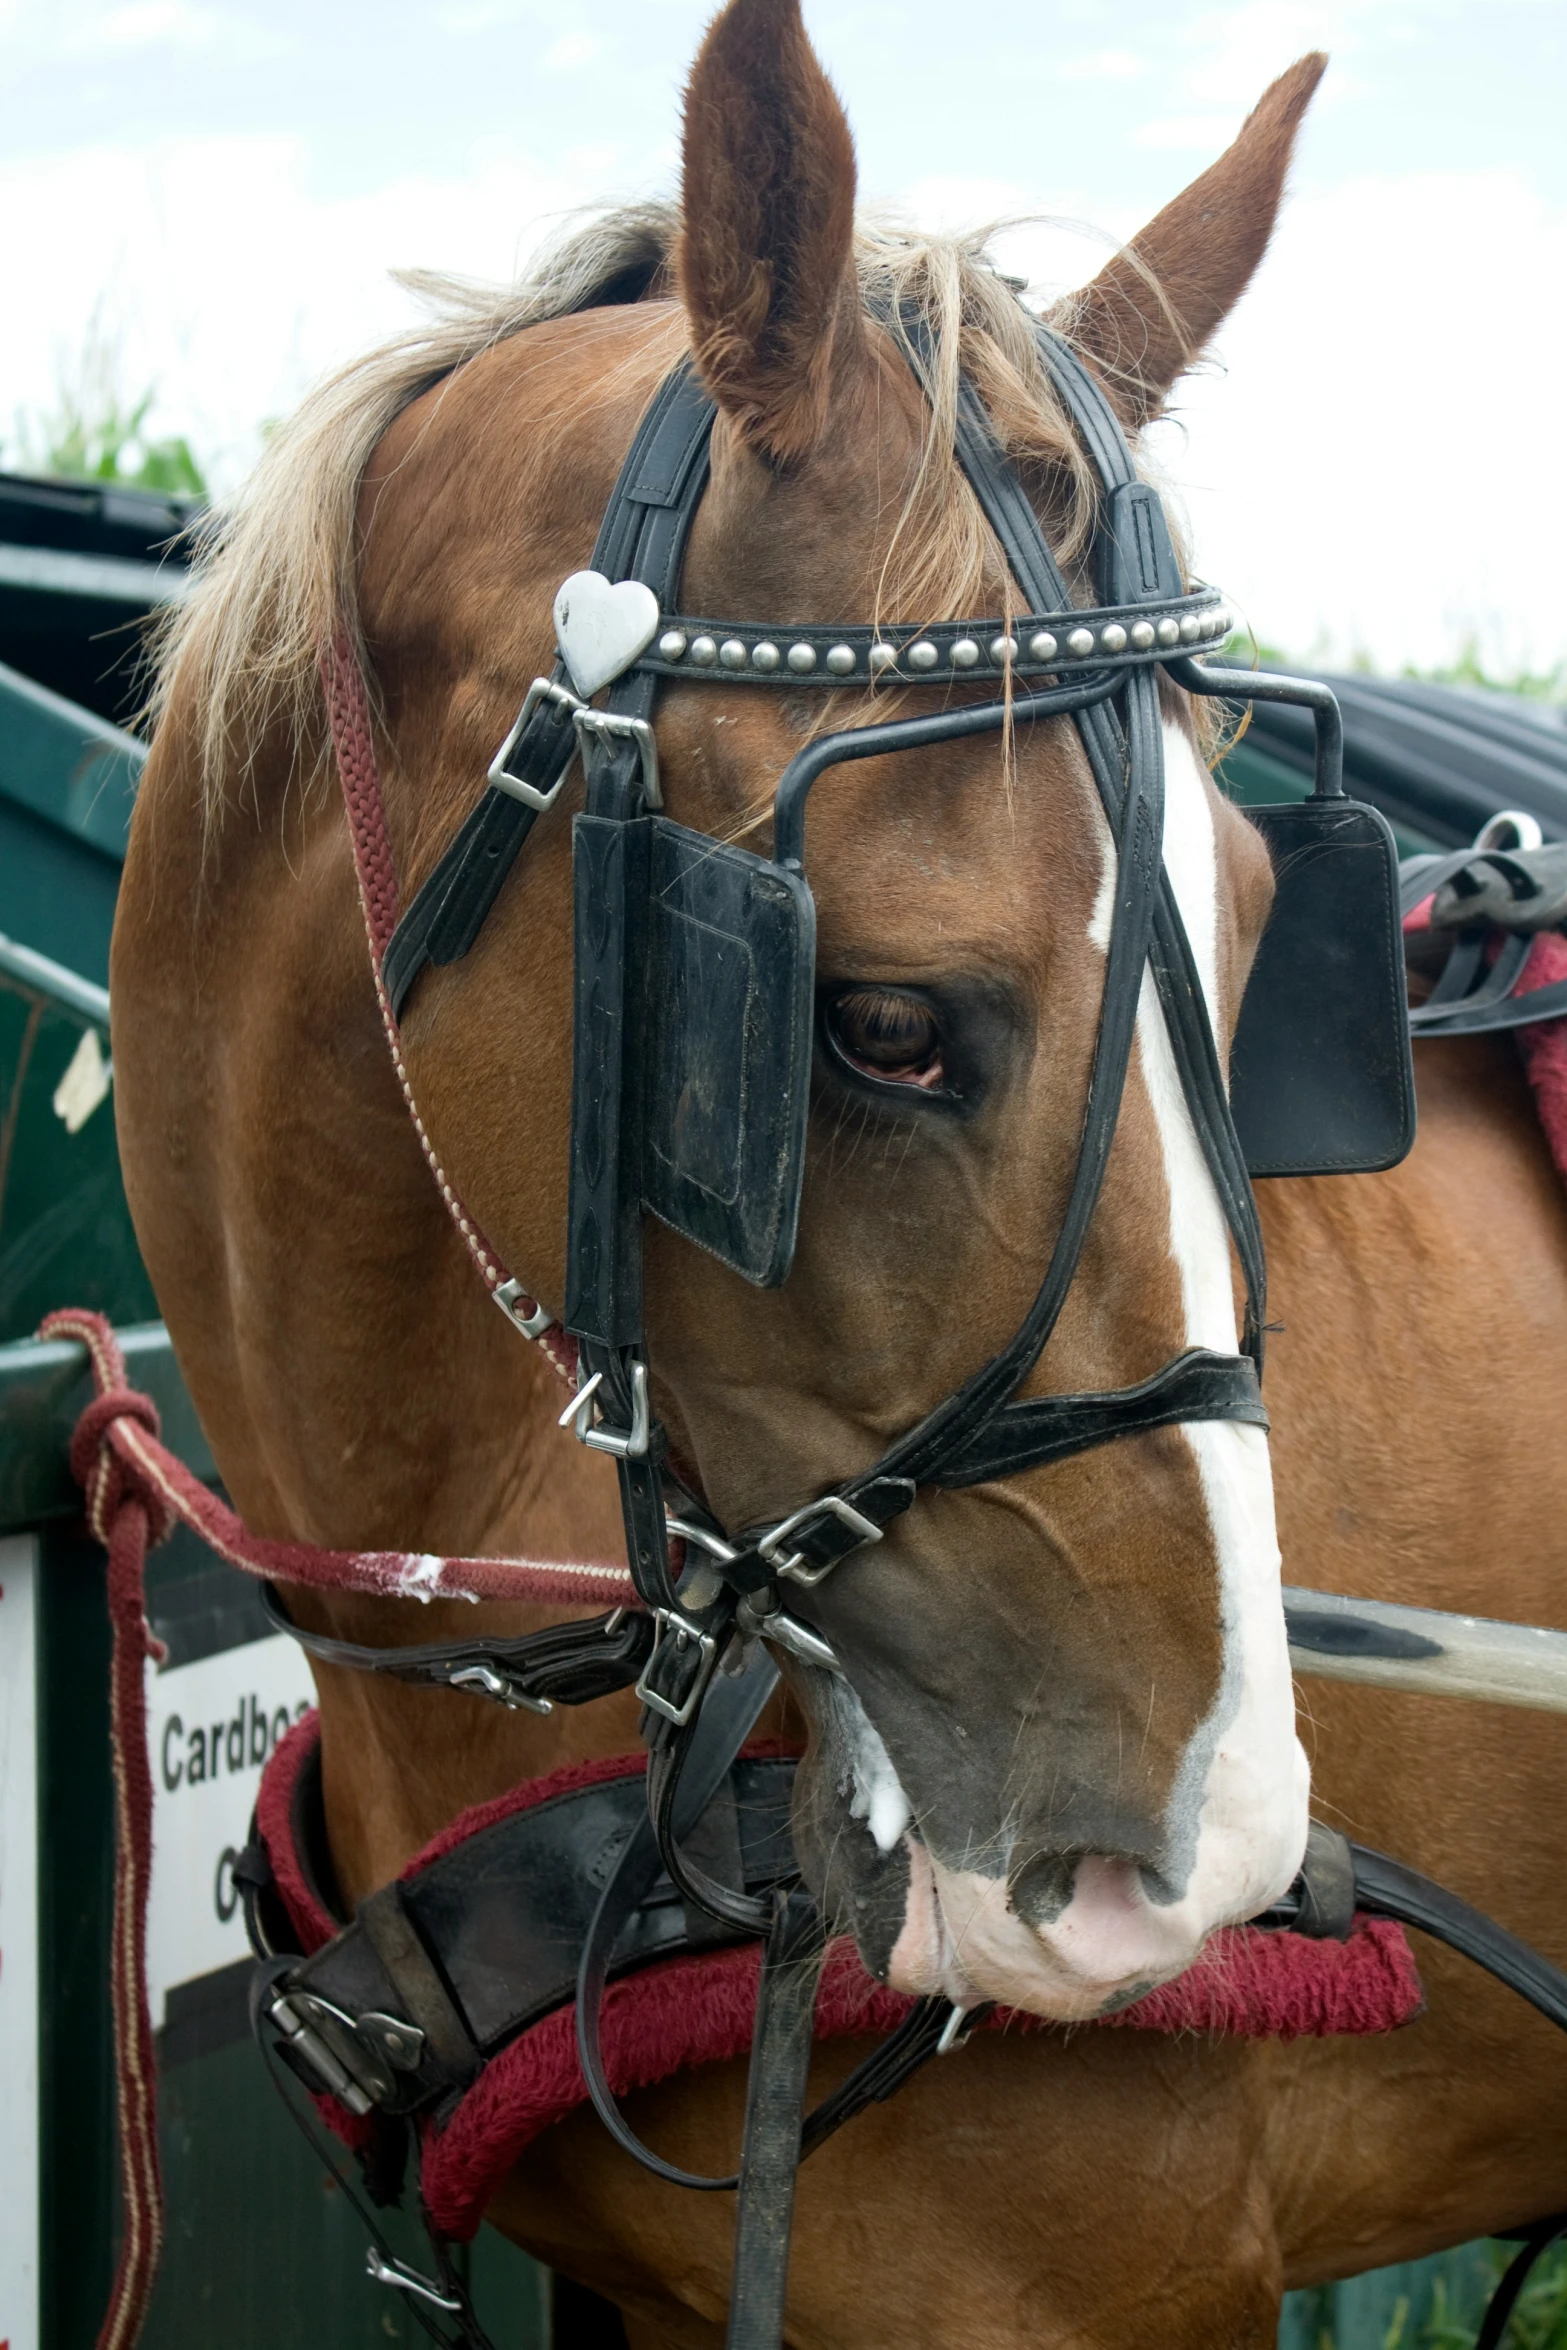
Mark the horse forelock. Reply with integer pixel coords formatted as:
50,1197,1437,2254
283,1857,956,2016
148,195,1208,843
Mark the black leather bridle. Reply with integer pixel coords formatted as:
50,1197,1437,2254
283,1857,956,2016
332,312,1308,2333
254,305,1567,2350
385,322,1284,1684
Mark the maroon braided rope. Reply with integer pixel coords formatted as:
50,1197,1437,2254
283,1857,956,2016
318,631,574,1386
46,1312,167,2350
322,628,400,961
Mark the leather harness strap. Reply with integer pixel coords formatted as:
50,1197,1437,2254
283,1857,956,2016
383,364,716,1021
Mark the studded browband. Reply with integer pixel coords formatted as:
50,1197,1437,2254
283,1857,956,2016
636,590,1229,687
378,355,1232,1029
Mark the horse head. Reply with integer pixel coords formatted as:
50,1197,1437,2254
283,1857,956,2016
128,0,1326,2024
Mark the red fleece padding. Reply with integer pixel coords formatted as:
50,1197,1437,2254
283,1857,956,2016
1403,909,1567,1188
422,1915,1421,2240
256,1709,335,1951
256,1722,1423,2241
1512,933,1567,1174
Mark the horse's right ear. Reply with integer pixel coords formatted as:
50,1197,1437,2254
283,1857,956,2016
679,0,864,466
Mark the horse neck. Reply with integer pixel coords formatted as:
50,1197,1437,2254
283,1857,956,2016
115,738,638,1890
236,1037,640,1888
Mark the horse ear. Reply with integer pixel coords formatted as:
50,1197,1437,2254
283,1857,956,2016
679,0,863,465
1066,53,1327,427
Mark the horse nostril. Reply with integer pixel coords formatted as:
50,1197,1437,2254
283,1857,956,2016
1009,1850,1080,1928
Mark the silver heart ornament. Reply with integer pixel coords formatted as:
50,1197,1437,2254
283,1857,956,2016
553,571,660,699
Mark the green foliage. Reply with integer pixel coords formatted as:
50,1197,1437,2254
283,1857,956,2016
1398,635,1566,706
8,315,207,496
1222,629,1296,671
1219,628,1565,706
30,384,207,495
1301,2240,1567,2350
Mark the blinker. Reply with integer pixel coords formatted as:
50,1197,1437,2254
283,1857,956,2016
1229,796,1415,1179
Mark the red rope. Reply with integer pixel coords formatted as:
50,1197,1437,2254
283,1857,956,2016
41,1304,633,2350
321,627,400,962
48,1313,171,2350
318,630,576,1390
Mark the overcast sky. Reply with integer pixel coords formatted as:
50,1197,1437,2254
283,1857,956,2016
3,0,1563,674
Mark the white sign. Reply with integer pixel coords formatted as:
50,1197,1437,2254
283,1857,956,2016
0,1536,40,2350
146,1633,314,2025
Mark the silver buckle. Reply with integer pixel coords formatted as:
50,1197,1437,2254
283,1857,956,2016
571,706,662,808
558,1361,652,1459
635,1608,720,1726
488,677,584,809
937,2003,978,2055
763,1609,844,1675
447,1661,553,1716
758,1494,884,1588
666,1513,738,1565
266,1989,424,2114
365,2251,463,2314
493,1278,555,1341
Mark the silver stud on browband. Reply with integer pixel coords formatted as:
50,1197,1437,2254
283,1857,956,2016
646,602,1224,681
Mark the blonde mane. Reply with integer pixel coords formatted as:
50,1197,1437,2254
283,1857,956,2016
155,200,1159,813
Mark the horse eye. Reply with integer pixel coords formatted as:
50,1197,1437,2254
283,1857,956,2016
826,989,945,1092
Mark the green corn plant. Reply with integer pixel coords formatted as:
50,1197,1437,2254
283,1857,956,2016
7,313,207,495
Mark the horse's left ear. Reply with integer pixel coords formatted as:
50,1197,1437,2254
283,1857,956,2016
679,0,864,465
1066,53,1327,427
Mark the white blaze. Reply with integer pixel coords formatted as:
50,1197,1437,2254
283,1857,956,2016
866,727,1310,2015
1129,722,1307,1922
880,724,1308,2018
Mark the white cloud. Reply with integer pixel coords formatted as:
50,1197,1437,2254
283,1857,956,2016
1058,47,1148,81
543,29,603,69
68,0,225,48
1133,110,1248,149
1143,167,1567,672
950,162,1566,675
0,33,1560,683
0,134,601,488
432,0,529,28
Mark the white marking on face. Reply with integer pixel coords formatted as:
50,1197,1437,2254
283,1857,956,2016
881,723,1308,2016
1121,722,1306,1917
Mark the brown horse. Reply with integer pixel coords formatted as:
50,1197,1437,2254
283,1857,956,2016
113,3,1567,2340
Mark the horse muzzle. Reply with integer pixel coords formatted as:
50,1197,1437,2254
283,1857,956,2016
885,1803,1310,2022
